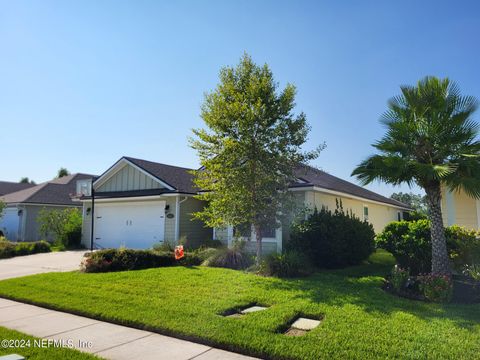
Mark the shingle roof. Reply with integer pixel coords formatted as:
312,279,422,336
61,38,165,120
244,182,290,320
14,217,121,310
121,157,409,209
0,181,35,196
1,173,96,206
292,164,409,208
124,157,197,193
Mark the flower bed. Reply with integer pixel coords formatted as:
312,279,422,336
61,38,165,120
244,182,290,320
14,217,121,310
383,266,479,303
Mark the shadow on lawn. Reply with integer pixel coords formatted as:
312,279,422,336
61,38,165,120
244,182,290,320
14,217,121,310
258,268,480,331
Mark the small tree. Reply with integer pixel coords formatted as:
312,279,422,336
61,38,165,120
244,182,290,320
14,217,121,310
352,77,480,275
391,192,428,218
37,208,82,248
190,54,320,263
57,168,70,178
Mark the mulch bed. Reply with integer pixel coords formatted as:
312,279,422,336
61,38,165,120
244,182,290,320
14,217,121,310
382,276,480,304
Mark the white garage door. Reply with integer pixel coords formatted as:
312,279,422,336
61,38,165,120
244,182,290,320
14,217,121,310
94,201,166,249
0,207,20,241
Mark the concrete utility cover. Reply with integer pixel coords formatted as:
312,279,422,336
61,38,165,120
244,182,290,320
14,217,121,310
240,306,267,314
291,318,321,331
0,355,25,360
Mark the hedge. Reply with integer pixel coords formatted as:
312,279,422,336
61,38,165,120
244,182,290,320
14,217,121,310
376,220,480,274
0,240,51,259
80,248,206,273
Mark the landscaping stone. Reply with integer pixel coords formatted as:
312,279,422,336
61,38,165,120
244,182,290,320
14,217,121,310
291,317,321,331
240,306,267,314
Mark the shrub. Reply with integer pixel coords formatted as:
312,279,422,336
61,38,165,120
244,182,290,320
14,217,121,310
0,240,51,259
390,265,410,292
377,220,480,274
152,240,176,252
81,249,177,273
463,264,480,281
38,208,83,248
0,241,16,259
260,250,313,278
445,226,480,269
376,220,431,274
202,241,252,270
418,273,453,302
288,207,375,269
81,247,212,273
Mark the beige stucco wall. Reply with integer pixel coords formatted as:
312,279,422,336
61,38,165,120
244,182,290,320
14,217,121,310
303,190,402,233
441,187,478,230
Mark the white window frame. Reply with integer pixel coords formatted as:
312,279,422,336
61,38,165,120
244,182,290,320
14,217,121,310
363,204,369,221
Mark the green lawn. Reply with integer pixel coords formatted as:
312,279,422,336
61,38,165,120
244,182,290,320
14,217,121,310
0,250,478,359
0,326,100,360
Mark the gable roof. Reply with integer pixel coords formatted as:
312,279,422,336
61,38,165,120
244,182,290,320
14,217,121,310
111,157,409,209
122,157,197,193
0,181,35,196
1,173,96,206
292,165,409,209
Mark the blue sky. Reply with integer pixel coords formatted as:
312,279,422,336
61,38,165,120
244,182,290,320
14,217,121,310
1,1,479,196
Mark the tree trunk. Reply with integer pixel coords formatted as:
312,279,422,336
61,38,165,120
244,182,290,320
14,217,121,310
254,224,262,266
425,184,451,275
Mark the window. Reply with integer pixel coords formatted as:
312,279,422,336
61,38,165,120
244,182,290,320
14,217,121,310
261,224,276,238
397,211,402,221
233,223,276,239
233,223,251,239
76,179,92,196
363,205,369,221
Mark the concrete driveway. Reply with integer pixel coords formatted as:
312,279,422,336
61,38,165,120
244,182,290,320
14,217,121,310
0,250,87,280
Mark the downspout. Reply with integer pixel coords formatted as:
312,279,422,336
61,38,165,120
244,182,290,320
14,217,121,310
175,196,188,243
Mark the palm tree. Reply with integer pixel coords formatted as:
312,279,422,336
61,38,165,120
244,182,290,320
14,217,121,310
352,77,480,275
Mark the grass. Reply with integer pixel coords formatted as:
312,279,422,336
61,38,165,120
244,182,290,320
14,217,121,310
0,250,478,359
0,326,100,360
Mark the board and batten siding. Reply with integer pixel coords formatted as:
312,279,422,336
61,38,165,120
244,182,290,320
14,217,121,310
303,190,400,233
179,197,213,248
441,187,479,230
97,164,165,192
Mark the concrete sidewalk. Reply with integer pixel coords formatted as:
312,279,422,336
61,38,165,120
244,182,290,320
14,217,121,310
0,298,258,360
0,251,86,280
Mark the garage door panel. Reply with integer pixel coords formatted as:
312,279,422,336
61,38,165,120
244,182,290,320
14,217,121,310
95,201,165,249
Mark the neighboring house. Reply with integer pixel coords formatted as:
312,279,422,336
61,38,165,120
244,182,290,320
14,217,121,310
0,174,95,241
81,156,409,253
441,187,480,230
0,181,35,196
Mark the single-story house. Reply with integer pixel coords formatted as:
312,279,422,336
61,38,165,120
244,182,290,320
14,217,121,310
0,174,95,241
81,156,409,253
441,187,480,230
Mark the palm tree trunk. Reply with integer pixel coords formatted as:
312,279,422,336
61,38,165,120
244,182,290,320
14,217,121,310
254,224,262,266
425,184,451,275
